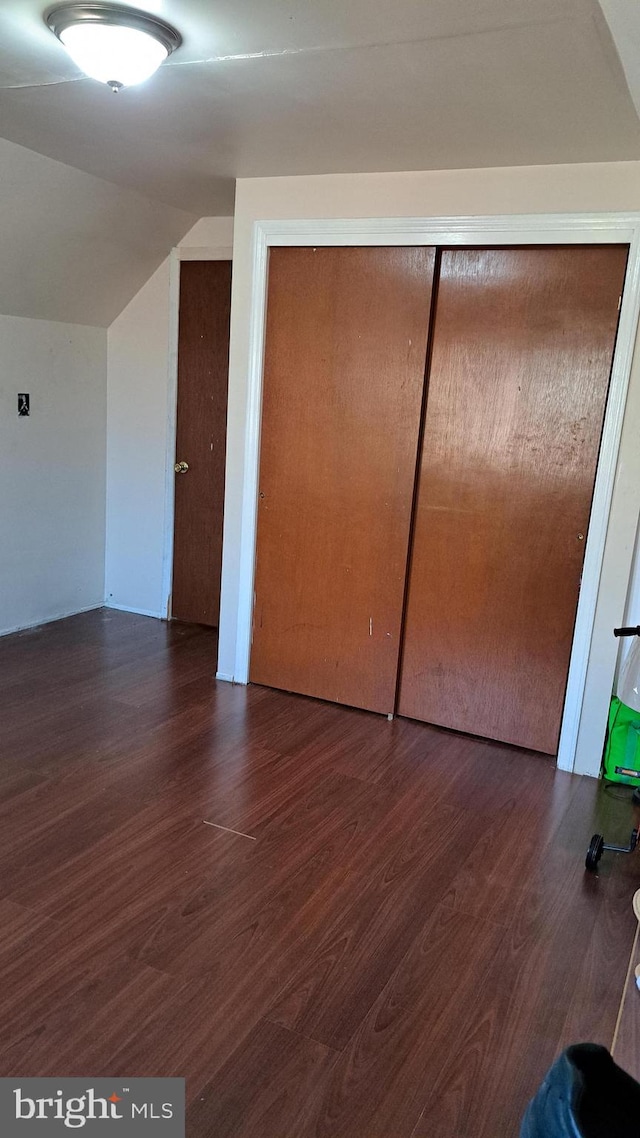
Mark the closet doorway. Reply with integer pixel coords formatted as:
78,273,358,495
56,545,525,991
250,244,627,754
227,216,640,774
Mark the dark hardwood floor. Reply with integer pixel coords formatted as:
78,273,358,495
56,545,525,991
0,608,638,1136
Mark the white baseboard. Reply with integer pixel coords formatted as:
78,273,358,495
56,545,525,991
216,671,236,683
105,603,165,619
0,602,104,638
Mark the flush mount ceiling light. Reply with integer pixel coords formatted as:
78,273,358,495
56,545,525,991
46,3,182,92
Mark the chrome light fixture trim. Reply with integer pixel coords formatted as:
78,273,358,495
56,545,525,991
45,2,182,55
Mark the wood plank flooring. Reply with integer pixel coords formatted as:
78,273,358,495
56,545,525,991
0,608,638,1137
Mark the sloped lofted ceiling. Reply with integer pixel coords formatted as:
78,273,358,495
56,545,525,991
599,1,640,119
0,136,197,325
1,0,640,323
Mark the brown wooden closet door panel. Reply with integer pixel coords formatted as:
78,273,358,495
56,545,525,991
172,260,231,626
250,246,436,714
398,245,627,753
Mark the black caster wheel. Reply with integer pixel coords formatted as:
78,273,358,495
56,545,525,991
585,833,604,872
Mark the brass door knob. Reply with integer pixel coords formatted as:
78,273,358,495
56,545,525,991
174,461,189,474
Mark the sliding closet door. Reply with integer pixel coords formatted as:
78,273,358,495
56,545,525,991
398,245,627,754
250,246,436,714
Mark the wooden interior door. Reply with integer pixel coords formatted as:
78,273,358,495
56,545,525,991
171,260,231,626
398,245,627,754
250,246,436,714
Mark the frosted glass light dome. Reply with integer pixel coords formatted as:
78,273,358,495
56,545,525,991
46,4,182,91
60,23,167,87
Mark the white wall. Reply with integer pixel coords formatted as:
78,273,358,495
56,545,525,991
622,524,640,656
105,260,173,617
0,314,106,634
104,217,233,617
217,162,640,775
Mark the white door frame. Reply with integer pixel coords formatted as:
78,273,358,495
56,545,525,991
220,212,640,776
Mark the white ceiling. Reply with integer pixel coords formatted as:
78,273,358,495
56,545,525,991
0,0,639,215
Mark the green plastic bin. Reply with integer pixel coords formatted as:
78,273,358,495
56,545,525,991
603,695,640,786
